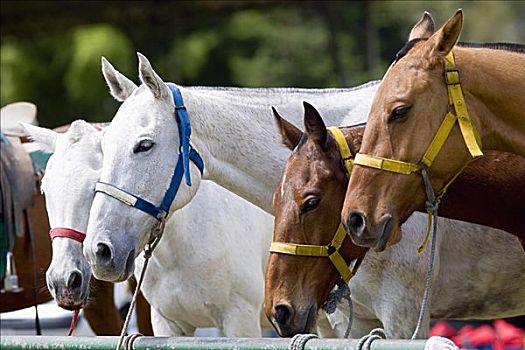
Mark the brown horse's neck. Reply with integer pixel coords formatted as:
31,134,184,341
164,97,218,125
341,125,365,157
454,47,525,156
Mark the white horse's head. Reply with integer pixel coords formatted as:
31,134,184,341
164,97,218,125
84,54,202,282
22,120,102,310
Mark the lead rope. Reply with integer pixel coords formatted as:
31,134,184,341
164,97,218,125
67,309,80,336
288,334,318,350
356,169,439,348
116,217,166,350
25,209,42,335
322,279,353,338
411,168,439,340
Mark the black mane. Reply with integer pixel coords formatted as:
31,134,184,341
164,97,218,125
394,40,524,62
456,42,525,53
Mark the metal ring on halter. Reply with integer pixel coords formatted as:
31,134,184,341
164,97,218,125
288,333,318,350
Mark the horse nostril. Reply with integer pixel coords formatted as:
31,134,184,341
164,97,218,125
96,242,113,264
67,270,83,291
274,304,293,327
348,211,367,237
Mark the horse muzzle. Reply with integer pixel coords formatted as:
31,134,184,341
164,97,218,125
345,211,394,252
48,269,88,310
269,301,317,337
85,240,136,282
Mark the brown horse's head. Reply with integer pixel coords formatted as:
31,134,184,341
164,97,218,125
342,10,472,251
264,102,367,337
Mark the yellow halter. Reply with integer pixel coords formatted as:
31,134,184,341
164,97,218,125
352,52,483,252
269,127,356,283
354,52,482,186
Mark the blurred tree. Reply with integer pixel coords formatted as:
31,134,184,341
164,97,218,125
64,24,134,122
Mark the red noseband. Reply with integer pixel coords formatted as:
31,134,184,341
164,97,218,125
49,228,86,243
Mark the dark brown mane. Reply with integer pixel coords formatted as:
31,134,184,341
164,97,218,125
293,133,308,152
394,39,425,62
456,42,525,54
394,40,524,62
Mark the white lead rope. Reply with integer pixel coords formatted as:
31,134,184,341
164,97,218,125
116,218,166,350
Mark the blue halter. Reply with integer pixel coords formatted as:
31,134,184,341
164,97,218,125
0,131,10,145
95,83,204,220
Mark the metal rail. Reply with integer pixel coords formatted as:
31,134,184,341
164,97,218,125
1,336,428,350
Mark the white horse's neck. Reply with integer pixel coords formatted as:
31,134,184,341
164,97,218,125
180,84,379,213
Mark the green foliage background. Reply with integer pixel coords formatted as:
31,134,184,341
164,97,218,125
1,1,524,127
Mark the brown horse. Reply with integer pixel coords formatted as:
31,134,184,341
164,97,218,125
265,102,525,336
0,127,152,335
341,10,525,251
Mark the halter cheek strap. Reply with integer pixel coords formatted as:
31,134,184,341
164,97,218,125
49,228,86,243
269,127,357,284
95,148,204,220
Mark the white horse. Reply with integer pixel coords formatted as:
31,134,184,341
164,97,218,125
346,214,525,339
22,120,102,308
23,121,277,337
84,53,379,282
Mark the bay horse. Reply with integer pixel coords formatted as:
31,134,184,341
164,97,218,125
265,103,525,338
0,119,151,335
83,53,378,283
342,10,525,251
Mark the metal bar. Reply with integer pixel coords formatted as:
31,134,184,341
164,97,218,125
1,336,427,350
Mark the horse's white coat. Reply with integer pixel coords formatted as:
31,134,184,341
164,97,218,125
84,54,379,282
341,213,525,339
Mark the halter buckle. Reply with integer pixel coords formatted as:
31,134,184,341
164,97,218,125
445,68,460,85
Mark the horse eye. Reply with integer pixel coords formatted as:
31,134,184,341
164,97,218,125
388,106,411,123
302,198,320,213
133,139,155,153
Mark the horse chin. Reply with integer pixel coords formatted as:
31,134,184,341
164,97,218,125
372,214,394,252
124,249,136,279
56,291,87,311
58,301,84,311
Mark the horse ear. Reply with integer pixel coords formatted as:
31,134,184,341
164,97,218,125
101,57,137,102
19,123,58,153
272,107,303,150
137,52,170,100
408,12,435,41
303,101,327,148
427,9,463,57
67,120,98,143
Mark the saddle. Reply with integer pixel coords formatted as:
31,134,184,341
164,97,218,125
0,102,39,279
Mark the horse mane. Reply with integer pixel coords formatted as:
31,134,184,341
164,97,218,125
185,80,381,95
456,42,525,54
395,40,524,62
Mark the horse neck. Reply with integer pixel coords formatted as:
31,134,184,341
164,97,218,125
180,85,377,213
341,125,365,155
455,47,525,155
